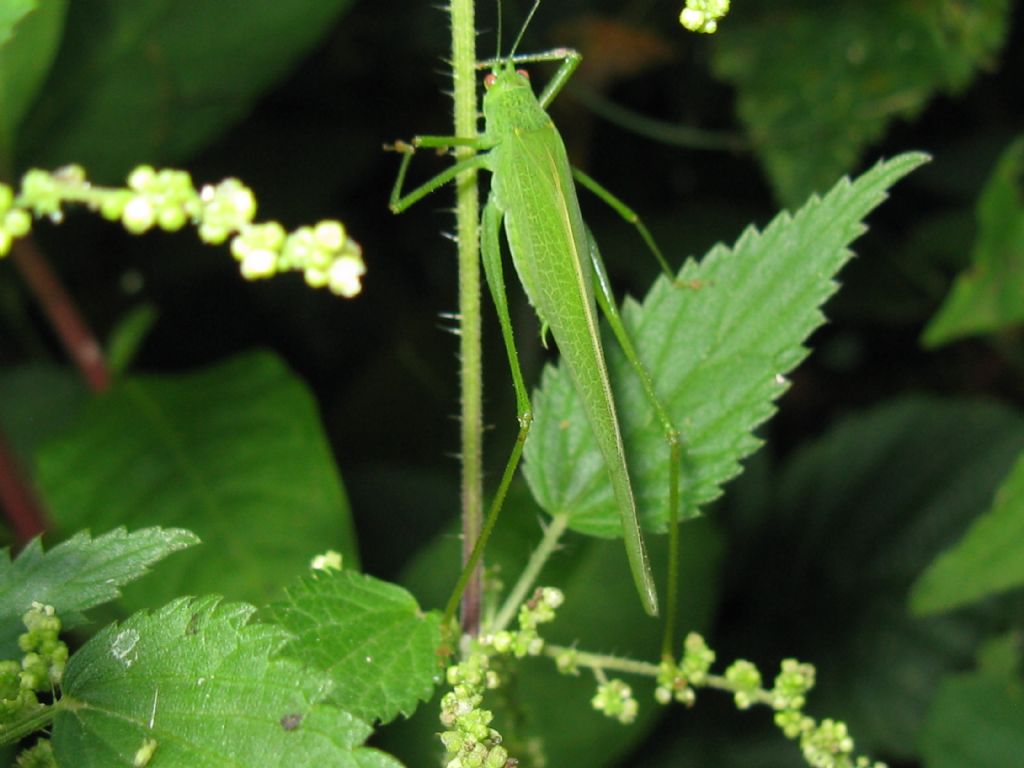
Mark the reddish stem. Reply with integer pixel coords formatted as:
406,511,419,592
11,237,110,393
1,237,110,542
0,431,48,542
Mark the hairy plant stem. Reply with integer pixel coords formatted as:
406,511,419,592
450,0,484,636
0,700,60,747
541,644,776,707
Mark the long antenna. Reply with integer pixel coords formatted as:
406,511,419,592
496,0,503,59
509,0,541,59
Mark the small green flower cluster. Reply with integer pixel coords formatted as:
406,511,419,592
14,739,56,768
0,183,32,255
679,0,730,33
655,631,715,706
485,586,563,659
438,587,566,767
439,651,511,768
591,679,638,725
724,659,763,709
768,661,886,767
776,713,885,768
0,166,365,297
1,604,68,721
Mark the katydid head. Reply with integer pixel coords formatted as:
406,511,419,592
483,65,531,94
482,62,547,132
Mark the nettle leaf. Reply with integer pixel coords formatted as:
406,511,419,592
525,153,928,538
18,0,356,180
911,452,1024,615
52,596,403,767
712,0,1010,205
923,135,1024,347
266,570,443,725
0,527,197,658
35,350,359,610
919,671,1024,768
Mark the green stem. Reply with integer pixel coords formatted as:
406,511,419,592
545,644,660,677
490,513,569,633
543,644,776,706
0,700,60,746
450,0,484,635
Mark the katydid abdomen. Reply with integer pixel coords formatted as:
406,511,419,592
488,78,658,615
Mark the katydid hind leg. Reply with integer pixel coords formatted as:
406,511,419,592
481,198,532,426
443,198,534,629
588,230,682,657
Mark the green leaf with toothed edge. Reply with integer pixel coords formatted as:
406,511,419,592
52,596,405,767
524,152,929,538
266,569,443,726
0,526,198,658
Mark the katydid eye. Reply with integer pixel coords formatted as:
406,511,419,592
484,73,497,88
516,69,530,80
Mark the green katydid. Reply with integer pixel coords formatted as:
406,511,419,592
389,2,682,625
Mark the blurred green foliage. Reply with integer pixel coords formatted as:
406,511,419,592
1,0,1023,766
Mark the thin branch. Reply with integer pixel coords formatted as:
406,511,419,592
11,237,110,393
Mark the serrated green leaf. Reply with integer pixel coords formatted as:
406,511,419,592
0,0,66,164
922,135,1024,347
266,570,443,725
525,153,928,538
712,0,1010,205
35,351,359,611
17,0,356,181
911,453,1024,615
719,397,1024,758
53,596,404,767
919,671,1024,768
0,526,198,658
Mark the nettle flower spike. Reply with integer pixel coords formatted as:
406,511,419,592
0,166,365,298
440,649,511,768
679,0,730,34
